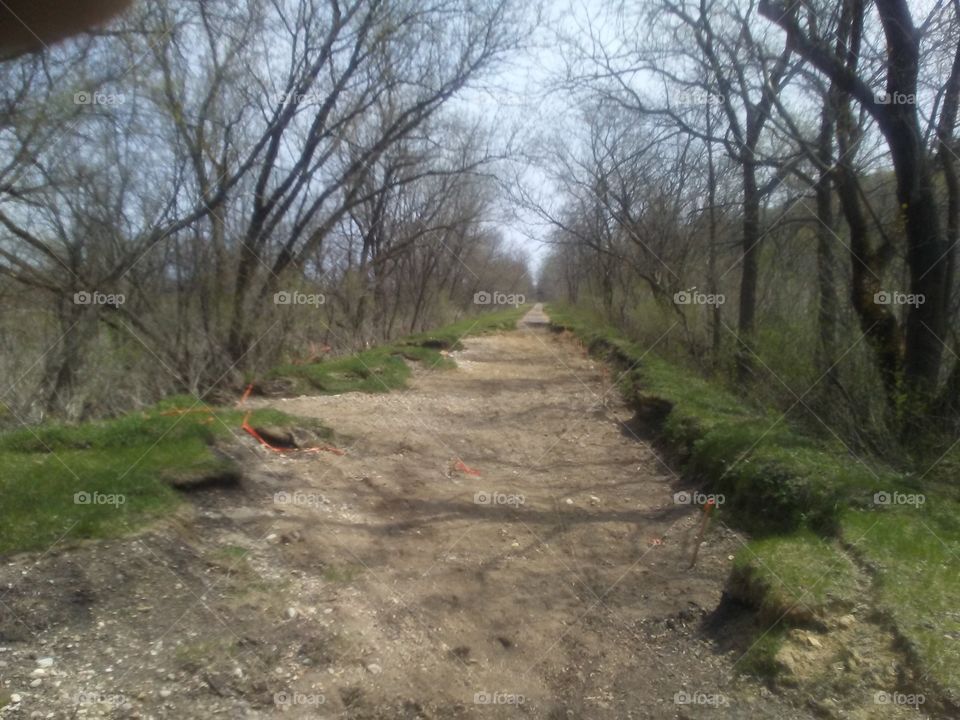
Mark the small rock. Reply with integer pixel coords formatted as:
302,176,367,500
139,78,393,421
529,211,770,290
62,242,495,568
836,614,856,629
366,663,382,675
29,668,46,678
788,628,823,648
10,693,22,703
285,607,298,619
159,688,172,699
564,498,573,505
589,495,600,505
29,679,42,688
36,657,54,668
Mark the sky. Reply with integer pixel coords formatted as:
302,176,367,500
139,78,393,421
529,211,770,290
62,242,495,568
448,0,594,279
456,0,937,281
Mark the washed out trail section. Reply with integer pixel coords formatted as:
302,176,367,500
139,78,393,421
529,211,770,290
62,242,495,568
0,305,823,718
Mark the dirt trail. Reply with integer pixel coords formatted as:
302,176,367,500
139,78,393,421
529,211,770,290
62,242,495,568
1,305,824,718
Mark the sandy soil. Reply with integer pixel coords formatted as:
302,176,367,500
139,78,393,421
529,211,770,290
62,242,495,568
0,306,850,718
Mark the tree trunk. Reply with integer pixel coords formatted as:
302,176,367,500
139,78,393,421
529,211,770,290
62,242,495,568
736,157,760,379
45,299,86,415
815,98,839,383
706,109,722,360
834,100,902,402
885,118,947,403
873,0,947,404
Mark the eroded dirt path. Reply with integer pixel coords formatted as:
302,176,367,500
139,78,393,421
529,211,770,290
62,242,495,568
0,306,820,719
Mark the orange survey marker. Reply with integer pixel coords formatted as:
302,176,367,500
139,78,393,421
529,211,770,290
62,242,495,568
241,412,285,452
241,412,345,456
688,498,716,569
236,383,254,407
452,458,481,476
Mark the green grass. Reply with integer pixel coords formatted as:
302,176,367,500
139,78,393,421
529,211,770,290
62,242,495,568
268,306,527,395
737,626,789,679
401,308,527,348
549,304,904,535
0,396,331,555
0,308,527,557
843,504,960,700
270,347,431,395
548,302,960,699
731,530,860,618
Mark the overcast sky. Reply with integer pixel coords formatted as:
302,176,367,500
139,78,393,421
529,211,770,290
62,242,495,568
449,0,597,279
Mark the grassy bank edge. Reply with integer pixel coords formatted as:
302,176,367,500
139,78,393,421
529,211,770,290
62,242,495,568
0,400,330,555
263,306,528,395
0,307,527,557
547,303,960,705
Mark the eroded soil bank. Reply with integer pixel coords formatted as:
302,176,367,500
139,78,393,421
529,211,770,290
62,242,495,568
2,307,901,718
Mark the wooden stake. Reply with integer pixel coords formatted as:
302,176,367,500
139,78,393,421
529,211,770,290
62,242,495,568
688,499,716,569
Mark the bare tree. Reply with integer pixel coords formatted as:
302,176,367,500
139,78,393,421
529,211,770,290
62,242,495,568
760,0,960,417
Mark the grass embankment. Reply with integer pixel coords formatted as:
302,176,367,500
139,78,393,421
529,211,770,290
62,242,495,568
548,304,960,702
266,307,526,394
0,308,525,557
0,398,331,555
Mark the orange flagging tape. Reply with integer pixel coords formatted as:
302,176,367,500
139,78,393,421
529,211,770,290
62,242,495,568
241,412,345,456
241,412,284,452
453,458,481,476
236,383,254,407
688,499,717,569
